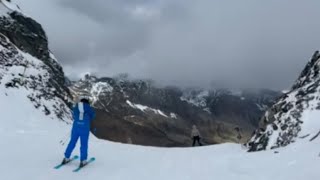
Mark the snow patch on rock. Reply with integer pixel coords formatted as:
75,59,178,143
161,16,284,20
126,100,168,118
248,51,320,151
0,33,71,122
90,82,113,103
170,113,178,119
180,90,209,108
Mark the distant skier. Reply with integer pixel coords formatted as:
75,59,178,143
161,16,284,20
61,96,96,167
191,125,202,147
127,137,133,144
234,127,242,143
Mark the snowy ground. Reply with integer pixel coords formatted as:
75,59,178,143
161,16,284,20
1,88,320,180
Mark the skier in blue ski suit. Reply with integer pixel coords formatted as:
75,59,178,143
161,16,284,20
62,97,96,167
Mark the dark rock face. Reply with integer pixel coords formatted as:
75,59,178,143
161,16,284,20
0,12,48,60
70,75,280,147
0,4,72,121
247,51,320,152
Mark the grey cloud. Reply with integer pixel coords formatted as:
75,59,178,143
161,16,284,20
14,0,320,90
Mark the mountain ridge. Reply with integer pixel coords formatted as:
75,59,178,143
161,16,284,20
69,74,281,147
247,51,320,151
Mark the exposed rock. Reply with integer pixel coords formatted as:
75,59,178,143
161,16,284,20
247,51,320,151
0,1,72,122
70,75,280,147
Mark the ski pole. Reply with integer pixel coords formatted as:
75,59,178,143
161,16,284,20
59,131,71,146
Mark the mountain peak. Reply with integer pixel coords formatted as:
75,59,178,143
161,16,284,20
0,2,72,122
291,51,320,90
79,72,97,82
247,50,320,151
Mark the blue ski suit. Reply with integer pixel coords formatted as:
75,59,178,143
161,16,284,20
64,102,96,161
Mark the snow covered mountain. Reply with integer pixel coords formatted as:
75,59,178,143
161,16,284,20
2,1,320,179
0,0,72,122
248,51,320,151
69,74,280,147
0,0,280,148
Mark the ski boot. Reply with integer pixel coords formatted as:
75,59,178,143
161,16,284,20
61,158,71,165
79,160,87,168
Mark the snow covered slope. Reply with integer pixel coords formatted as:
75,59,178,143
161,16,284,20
1,64,320,179
248,51,320,151
1,0,21,13
0,33,71,121
1,1,320,179
1,69,320,179
0,0,72,122
2,88,320,180
0,1,10,16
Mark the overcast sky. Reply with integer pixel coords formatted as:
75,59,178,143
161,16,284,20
14,0,320,90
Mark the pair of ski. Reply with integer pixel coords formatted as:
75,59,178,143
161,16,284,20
54,155,95,172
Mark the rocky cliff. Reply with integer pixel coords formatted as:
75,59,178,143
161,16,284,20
0,0,72,122
247,51,320,151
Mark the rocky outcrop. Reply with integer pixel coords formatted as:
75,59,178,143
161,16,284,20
247,51,320,151
0,1,72,121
